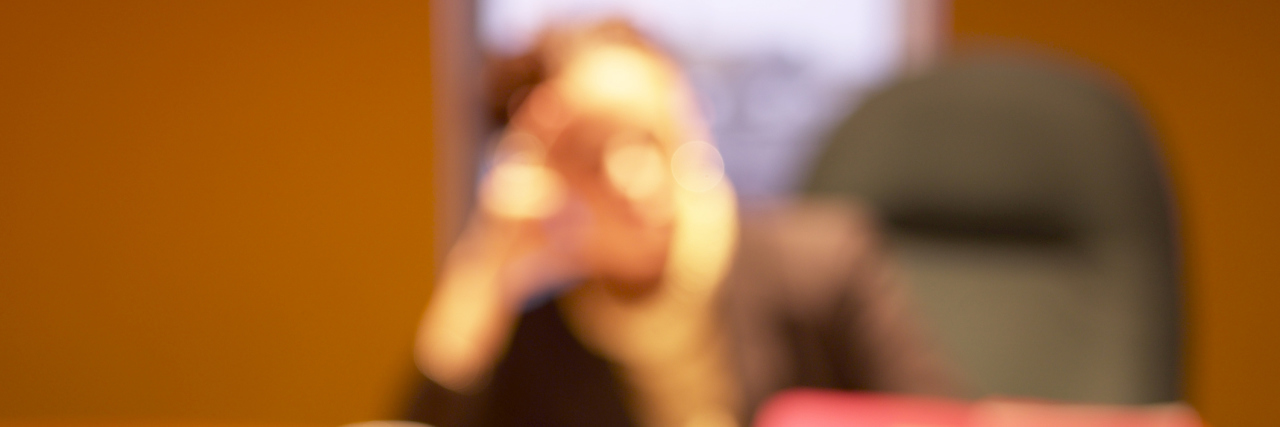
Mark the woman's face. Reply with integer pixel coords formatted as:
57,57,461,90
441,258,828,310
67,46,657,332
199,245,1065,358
497,39,694,294
544,115,677,293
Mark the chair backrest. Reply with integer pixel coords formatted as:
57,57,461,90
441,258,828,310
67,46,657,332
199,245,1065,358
805,56,1182,403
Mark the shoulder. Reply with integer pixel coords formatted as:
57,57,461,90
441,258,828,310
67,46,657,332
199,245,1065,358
733,198,889,311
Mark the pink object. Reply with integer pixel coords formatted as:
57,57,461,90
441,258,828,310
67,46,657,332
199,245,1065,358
754,389,1202,427
754,389,971,427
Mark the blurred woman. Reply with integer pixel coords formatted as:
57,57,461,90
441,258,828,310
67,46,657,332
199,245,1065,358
412,22,953,427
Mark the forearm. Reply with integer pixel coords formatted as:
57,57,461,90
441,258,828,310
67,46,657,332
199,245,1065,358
415,219,528,392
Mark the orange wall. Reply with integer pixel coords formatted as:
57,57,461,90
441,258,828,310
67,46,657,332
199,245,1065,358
0,1,432,424
954,2,1280,426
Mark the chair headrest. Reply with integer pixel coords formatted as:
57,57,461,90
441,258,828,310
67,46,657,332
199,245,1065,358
808,56,1167,243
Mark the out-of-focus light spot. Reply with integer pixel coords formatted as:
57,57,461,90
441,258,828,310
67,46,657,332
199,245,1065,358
604,132,668,201
671,141,724,192
560,44,668,115
481,160,566,220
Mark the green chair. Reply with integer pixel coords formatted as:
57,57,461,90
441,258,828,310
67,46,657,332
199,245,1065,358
805,55,1182,404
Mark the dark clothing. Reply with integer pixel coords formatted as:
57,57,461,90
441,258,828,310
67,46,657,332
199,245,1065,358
408,203,954,427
